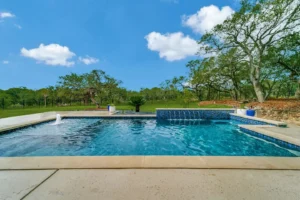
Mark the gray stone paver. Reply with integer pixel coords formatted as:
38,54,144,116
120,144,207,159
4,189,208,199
0,170,55,200
262,124,300,140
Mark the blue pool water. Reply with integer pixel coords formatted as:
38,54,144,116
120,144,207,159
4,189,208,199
0,118,299,157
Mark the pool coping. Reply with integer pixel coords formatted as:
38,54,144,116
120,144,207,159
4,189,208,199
230,113,287,127
0,117,56,134
1,156,300,170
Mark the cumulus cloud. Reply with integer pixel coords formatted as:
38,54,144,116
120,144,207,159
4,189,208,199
182,5,234,34
145,32,199,61
79,56,99,65
2,60,9,64
0,12,14,18
21,44,76,67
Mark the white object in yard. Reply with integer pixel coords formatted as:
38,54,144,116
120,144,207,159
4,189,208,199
236,109,247,115
109,106,116,113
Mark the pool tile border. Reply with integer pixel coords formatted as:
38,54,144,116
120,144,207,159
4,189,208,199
156,109,235,120
239,125,300,151
230,113,287,127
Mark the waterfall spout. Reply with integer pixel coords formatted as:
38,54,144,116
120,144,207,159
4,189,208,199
52,114,63,125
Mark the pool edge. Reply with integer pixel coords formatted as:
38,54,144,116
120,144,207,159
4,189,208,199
1,156,300,170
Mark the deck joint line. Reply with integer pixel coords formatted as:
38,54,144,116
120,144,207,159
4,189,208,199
20,169,59,200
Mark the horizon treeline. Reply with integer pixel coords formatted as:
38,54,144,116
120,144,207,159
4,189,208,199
0,0,299,108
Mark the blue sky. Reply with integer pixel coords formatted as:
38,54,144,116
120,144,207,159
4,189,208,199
0,0,239,91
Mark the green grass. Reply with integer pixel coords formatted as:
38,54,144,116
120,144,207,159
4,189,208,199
0,106,96,119
0,101,231,118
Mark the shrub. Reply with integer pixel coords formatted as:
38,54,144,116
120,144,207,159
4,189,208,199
129,96,146,112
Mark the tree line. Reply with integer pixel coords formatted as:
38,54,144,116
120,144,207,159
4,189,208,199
0,0,299,109
137,0,300,104
182,0,299,103
0,70,124,109
0,70,184,109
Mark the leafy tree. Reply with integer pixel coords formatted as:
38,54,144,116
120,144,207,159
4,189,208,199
37,88,49,107
58,73,86,103
0,90,13,108
85,70,122,107
200,0,300,102
182,89,196,107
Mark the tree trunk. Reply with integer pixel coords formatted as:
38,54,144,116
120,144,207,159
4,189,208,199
135,105,140,112
44,97,47,107
233,89,239,101
249,64,265,103
296,80,300,100
207,86,211,100
252,79,265,102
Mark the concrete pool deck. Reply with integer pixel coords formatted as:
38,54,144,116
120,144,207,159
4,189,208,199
1,169,300,200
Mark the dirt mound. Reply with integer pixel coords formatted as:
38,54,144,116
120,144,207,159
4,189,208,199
198,100,240,107
199,100,300,111
199,99,300,124
248,100,300,111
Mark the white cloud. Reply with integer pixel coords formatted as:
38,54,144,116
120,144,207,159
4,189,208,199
21,44,76,67
182,5,234,34
14,24,22,29
2,60,9,64
0,12,15,18
79,56,99,65
145,32,199,61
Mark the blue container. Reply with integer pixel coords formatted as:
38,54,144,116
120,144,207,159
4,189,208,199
246,109,255,117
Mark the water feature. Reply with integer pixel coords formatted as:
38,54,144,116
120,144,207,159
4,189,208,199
52,114,63,125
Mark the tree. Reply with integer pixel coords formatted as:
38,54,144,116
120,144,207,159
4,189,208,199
182,89,196,107
0,90,13,109
47,86,58,106
129,96,146,112
268,33,300,96
58,73,86,104
38,88,49,107
105,76,123,103
200,0,300,102
85,70,122,108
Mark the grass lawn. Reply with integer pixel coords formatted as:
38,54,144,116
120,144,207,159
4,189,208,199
0,101,231,118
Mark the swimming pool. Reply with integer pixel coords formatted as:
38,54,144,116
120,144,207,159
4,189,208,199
0,118,299,157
